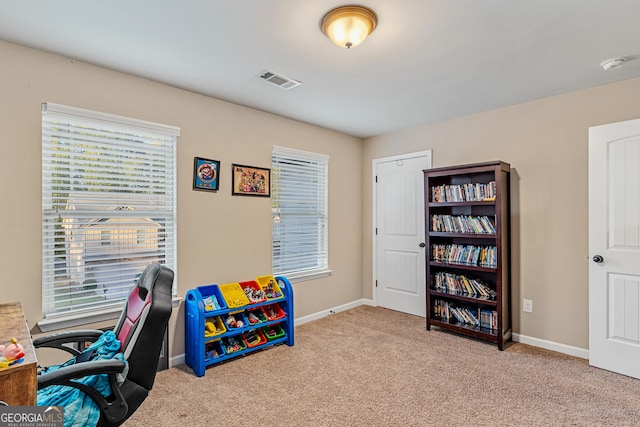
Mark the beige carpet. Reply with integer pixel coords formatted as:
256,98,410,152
126,305,640,426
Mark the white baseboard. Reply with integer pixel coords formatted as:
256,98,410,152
512,333,589,359
294,298,375,326
169,354,185,368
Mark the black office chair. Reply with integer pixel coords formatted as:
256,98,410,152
35,263,174,426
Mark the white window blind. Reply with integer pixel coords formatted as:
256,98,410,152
41,102,179,323
272,146,330,280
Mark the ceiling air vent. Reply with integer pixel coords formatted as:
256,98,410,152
259,70,301,90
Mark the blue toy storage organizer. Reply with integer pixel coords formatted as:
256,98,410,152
185,275,294,377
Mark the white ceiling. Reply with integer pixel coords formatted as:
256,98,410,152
1,1,639,138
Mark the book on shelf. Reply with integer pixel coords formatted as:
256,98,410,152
479,309,498,330
430,244,497,268
433,299,496,330
430,214,496,234
431,181,496,203
431,272,497,300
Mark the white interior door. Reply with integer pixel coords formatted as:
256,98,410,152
589,118,640,379
374,151,432,317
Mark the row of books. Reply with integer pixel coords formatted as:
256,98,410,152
430,214,496,234
432,299,498,330
431,181,496,203
431,244,497,268
431,272,497,300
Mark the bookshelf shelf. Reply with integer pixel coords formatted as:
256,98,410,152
430,290,498,306
428,261,496,273
428,232,497,239
429,201,496,208
430,319,499,339
424,161,511,350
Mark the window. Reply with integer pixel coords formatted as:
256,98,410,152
271,146,330,281
41,102,179,330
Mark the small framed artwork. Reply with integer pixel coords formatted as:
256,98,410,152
193,157,220,191
231,164,271,197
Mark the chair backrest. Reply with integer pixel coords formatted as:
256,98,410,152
113,263,173,391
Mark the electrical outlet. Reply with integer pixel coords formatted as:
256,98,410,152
523,299,533,313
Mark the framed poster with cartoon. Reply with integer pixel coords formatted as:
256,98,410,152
193,157,220,191
231,164,270,197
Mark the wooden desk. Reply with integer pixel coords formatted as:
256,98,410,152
0,302,37,406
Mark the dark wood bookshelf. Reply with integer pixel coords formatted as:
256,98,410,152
424,160,511,350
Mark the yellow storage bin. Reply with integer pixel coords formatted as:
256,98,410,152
219,282,250,308
204,316,226,338
256,275,284,300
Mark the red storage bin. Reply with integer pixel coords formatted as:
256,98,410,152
264,303,286,321
239,280,267,304
242,329,267,348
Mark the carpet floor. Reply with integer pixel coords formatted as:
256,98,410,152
126,305,640,426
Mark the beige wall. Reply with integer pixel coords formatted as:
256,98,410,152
363,77,640,350
4,37,640,360
0,40,363,361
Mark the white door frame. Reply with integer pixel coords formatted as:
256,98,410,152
372,150,433,306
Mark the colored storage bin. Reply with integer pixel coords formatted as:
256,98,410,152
240,280,267,304
264,303,286,321
242,329,267,348
204,316,226,338
256,275,284,299
219,282,250,308
223,311,248,329
222,336,246,355
185,275,294,377
205,340,223,361
262,324,285,341
245,307,267,325
197,284,226,311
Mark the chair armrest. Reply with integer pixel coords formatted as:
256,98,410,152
38,359,128,424
33,329,106,356
37,359,126,389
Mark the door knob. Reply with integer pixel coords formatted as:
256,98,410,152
592,255,604,263
418,242,426,248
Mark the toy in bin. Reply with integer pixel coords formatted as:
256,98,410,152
264,303,285,321
257,275,283,299
222,336,246,354
263,279,282,298
224,312,246,329
242,329,266,348
263,324,285,341
219,283,250,308
204,317,226,338
246,307,267,325
203,295,221,312
240,280,266,304
205,341,221,360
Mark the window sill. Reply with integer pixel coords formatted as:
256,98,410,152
280,268,332,283
37,296,183,333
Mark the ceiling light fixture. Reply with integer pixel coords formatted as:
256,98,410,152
320,5,377,49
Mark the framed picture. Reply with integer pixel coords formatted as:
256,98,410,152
193,157,220,191
231,164,271,197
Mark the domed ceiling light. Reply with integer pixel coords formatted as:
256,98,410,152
320,5,377,49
